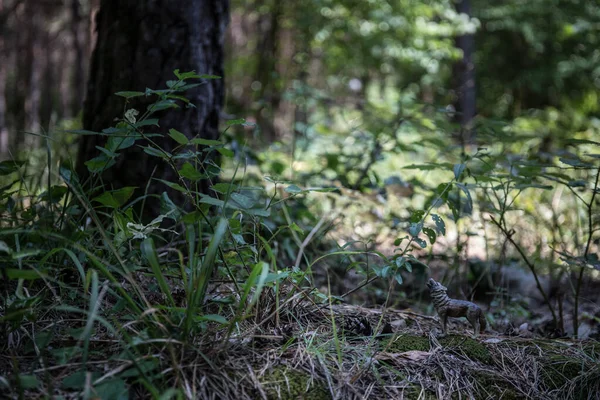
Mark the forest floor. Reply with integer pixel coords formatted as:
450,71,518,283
3,296,599,399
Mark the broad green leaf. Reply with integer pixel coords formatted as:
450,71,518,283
431,214,446,235
179,162,205,181
216,147,234,157
211,183,239,194
408,222,423,237
141,146,171,159
17,374,39,389
410,210,425,223
413,237,427,248
455,183,473,214
38,185,68,203
453,163,466,180
95,145,118,158
285,184,303,194
93,187,136,209
169,128,189,145
423,227,437,244
148,100,178,112
155,178,187,193
115,91,145,99
231,192,257,209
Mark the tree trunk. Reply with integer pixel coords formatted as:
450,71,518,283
76,0,229,219
452,0,476,145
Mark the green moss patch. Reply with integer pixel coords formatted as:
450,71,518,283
261,367,330,400
439,335,493,365
384,334,430,353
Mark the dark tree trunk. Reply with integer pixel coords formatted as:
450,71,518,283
0,0,7,157
70,0,86,117
452,0,476,145
76,0,229,218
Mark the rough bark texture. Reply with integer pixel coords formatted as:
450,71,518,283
76,0,229,218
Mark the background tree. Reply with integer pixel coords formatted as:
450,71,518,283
75,0,229,217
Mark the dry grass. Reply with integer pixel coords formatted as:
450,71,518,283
2,290,598,400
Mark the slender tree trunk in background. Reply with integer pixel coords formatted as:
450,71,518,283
70,0,86,117
76,0,229,218
254,0,282,142
40,26,53,132
25,0,41,147
453,0,476,145
0,1,7,157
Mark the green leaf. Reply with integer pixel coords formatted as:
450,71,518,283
179,162,205,181
106,135,135,152
148,100,178,112
216,147,234,157
141,146,171,159
455,183,473,214
155,178,187,193
410,210,425,223
173,69,201,80
413,237,427,248
453,163,466,180
92,187,136,209
38,185,68,203
134,118,160,128
408,222,423,237
431,214,446,235
190,138,222,146
169,128,189,145
395,274,403,285
141,238,175,307
226,118,246,126
423,227,437,244
5,269,43,280
231,192,257,209
94,379,128,400
211,183,239,194
115,91,145,99
198,314,228,324
17,374,39,389
285,184,303,194
94,145,118,158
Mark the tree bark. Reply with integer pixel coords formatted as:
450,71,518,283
452,0,476,145
76,0,229,218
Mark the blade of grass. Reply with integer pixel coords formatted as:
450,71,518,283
141,238,176,307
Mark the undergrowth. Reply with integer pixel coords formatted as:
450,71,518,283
0,71,599,399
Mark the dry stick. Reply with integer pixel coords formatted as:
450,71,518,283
489,215,558,326
293,212,334,271
574,165,600,338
